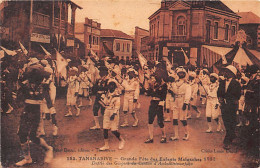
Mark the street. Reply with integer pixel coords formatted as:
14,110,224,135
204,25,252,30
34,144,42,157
1,95,249,168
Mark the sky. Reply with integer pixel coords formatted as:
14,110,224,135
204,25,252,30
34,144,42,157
0,0,258,35
73,0,260,35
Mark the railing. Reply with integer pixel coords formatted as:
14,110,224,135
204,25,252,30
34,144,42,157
67,23,74,34
33,12,50,28
54,18,66,29
171,35,187,42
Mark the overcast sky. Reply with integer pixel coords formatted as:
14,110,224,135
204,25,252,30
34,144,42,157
1,0,259,35
73,0,260,35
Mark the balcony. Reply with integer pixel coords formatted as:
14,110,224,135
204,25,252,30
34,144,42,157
54,18,66,29
67,23,74,35
171,35,187,43
33,12,50,28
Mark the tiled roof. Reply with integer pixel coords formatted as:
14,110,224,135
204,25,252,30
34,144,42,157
101,29,133,40
237,12,260,24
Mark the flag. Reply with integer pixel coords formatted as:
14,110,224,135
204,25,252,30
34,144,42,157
163,57,172,71
102,41,114,56
0,50,4,59
86,57,95,65
19,41,28,55
56,49,68,78
221,54,228,65
0,46,17,56
181,48,189,64
90,49,99,61
136,51,147,69
163,47,169,56
40,45,51,57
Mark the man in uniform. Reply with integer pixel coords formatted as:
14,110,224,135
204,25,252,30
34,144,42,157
187,71,201,118
99,81,125,150
90,66,109,130
120,69,140,127
16,64,55,166
144,69,168,143
169,67,191,141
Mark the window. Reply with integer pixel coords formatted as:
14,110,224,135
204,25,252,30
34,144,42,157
151,25,153,36
127,44,130,52
122,43,125,52
177,16,186,35
225,24,229,41
214,22,218,39
116,43,120,51
89,35,91,44
206,20,211,42
157,21,159,38
231,26,236,37
97,37,99,45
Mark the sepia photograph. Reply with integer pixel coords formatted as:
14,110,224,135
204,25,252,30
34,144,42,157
0,0,259,167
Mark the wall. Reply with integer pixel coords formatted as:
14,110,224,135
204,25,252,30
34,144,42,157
113,39,132,60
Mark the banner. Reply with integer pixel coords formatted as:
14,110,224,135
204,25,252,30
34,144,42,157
136,51,147,69
19,41,28,55
0,46,17,56
56,49,68,79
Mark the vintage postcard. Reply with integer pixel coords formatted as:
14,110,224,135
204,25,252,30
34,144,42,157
1,0,259,167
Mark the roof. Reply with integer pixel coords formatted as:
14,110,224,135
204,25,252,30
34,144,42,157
101,29,133,40
68,0,83,9
205,1,237,15
150,0,238,19
237,12,260,24
249,49,260,60
74,23,85,33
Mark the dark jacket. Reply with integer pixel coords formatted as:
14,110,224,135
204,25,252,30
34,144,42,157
217,79,241,105
245,76,259,106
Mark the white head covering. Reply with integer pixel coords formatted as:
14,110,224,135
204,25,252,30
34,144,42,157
44,67,53,74
176,66,187,74
225,65,237,76
210,73,219,80
188,71,196,78
70,67,78,72
41,59,49,66
28,57,39,66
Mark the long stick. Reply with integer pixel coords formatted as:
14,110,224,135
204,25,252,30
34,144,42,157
198,78,208,96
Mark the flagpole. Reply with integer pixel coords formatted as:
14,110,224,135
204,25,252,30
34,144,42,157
28,0,33,56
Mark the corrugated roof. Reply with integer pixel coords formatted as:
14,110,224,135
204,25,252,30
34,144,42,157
237,12,260,24
101,29,133,40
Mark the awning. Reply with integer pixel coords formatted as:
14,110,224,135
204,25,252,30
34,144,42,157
249,49,260,60
233,47,253,66
202,45,232,57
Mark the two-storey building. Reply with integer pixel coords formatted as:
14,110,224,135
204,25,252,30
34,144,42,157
100,29,133,60
148,0,240,67
0,0,82,56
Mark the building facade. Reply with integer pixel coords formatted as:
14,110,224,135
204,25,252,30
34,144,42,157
140,36,154,61
100,29,133,60
74,22,85,58
133,26,150,59
148,0,240,67
0,0,82,57
237,12,260,51
84,17,101,57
